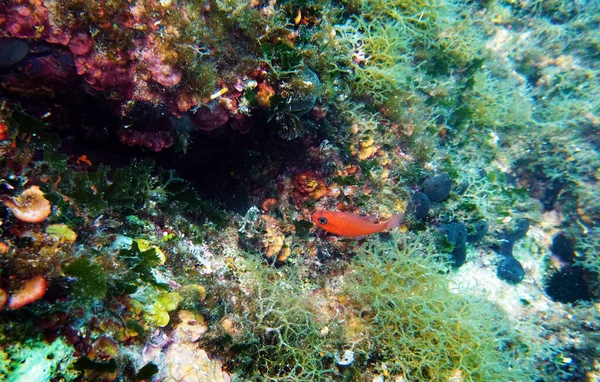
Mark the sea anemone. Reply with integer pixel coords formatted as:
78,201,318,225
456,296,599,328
2,185,52,223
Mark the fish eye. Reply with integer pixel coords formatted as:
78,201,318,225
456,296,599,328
318,217,328,225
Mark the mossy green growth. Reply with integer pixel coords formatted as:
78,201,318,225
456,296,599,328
219,256,342,380
65,257,108,304
179,284,207,307
116,241,169,292
575,227,600,286
342,232,537,381
0,336,75,381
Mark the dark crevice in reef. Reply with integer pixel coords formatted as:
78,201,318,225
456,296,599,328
148,120,314,213
12,95,313,213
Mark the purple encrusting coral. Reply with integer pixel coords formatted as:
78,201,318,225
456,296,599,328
1,0,600,380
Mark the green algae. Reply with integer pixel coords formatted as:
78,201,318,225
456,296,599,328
65,258,108,303
117,241,169,292
0,337,75,382
343,233,537,381
209,232,538,380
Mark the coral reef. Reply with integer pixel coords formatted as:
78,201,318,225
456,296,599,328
0,0,599,380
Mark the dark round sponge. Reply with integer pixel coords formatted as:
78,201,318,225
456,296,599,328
438,222,468,267
0,38,28,68
422,173,452,202
467,220,488,242
407,192,430,220
497,256,525,284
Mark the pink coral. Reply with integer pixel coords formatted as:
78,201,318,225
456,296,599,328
1,0,251,142
74,50,133,92
132,35,182,87
4,0,69,44
4,0,49,39
68,32,93,56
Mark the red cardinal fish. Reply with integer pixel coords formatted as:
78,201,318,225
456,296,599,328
312,209,403,237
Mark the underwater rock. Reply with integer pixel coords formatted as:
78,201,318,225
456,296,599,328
81,337,120,381
422,173,452,202
539,178,565,211
497,256,525,284
164,343,230,382
407,192,430,220
467,220,488,242
0,38,29,68
143,310,230,382
438,222,468,267
0,48,79,98
173,310,207,343
545,267,591,303
117,118,175,152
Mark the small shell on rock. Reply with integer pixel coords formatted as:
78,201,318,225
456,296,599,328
336,350,355,366
3,186,51,223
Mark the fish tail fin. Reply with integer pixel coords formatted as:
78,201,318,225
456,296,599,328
386,213,404,231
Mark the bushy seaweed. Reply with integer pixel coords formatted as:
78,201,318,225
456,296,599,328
214,232,538,381
343,232,538,381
